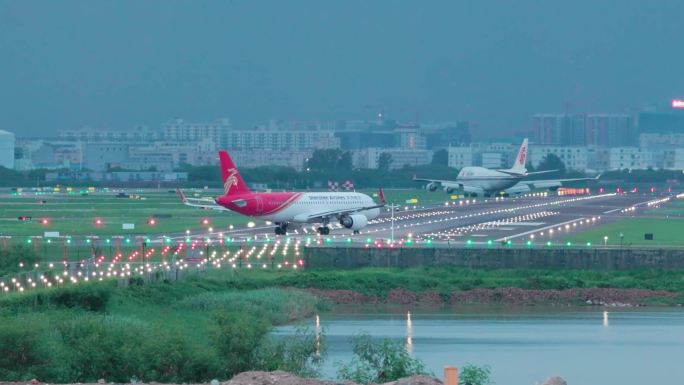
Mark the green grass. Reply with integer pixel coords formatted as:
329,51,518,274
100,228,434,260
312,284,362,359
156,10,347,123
0,188,448,239
0,191,250,237
563,218,684,247
645,199,684,217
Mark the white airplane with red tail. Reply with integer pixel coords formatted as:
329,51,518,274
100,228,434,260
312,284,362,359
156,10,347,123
178,150,384,235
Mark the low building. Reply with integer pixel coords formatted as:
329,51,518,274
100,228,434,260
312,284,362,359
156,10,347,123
353,148,433,169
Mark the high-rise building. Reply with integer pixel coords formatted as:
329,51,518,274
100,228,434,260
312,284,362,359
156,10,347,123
0,130,15,169
534,114,635,146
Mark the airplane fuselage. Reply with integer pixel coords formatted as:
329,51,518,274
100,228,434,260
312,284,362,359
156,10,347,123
216,191,380,223
456,167,523,193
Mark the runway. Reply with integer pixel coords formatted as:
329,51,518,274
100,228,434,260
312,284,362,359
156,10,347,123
168,191,674,247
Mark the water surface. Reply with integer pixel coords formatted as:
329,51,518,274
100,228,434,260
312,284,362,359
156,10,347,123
276,306,684,385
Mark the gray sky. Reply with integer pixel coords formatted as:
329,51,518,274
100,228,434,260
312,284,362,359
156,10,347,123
1,0,683,137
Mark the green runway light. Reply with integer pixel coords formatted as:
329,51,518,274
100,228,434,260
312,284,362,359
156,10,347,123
66,239,71,244
487,240,493,246
145,238,151,243
466,239,473,246
27,239,32,244
406,239,413,245
125,238,131,243
566,241,572,246
586,242,592,247
325,238,332,243
185,238,190,243
526,240,532,246
346,238,352,243
366,238,372,243
547,241,552,246
106,239,110,243
86,239,91,244
426,239,432,245
506,240,512,246
225,238,231,244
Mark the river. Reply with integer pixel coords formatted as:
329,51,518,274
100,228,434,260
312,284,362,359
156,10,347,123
275,306,684,385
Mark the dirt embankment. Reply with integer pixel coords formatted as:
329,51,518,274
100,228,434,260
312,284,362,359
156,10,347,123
307,287,678,307
0,372,444,385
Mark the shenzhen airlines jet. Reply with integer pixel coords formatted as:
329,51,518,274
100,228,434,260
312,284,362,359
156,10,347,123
178,150,384,235
415,138,599,196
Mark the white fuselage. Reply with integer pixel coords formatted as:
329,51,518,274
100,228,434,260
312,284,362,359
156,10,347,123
456,167,523,192
265,192,380,223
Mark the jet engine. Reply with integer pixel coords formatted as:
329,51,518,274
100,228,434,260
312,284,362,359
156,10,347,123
444,186,455,194
426,182,438,192
340,214,368,230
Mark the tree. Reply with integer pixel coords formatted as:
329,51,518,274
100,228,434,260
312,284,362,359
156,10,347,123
306,149,352,171
459,364,493,385
378,152,393,171
431,149,448,166
336,334,427,384
536,153,566,178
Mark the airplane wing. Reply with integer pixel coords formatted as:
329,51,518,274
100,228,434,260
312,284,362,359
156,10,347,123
520,175,601,190
176,188,229,211
413,176,463,190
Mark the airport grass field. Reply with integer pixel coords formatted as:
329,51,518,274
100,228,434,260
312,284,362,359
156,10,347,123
563,198,684,247
0,188,448,239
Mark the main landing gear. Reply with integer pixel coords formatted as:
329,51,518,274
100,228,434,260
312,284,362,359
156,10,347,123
274,223,288,235
316,226,330,235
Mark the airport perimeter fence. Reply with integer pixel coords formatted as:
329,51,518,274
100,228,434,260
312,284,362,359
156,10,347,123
302,246,684,270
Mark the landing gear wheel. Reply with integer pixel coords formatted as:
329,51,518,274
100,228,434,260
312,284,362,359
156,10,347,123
274,223,288,235
317,226,330,235
353,230,360,235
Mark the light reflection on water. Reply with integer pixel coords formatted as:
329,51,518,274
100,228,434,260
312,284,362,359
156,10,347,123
275,306,684,385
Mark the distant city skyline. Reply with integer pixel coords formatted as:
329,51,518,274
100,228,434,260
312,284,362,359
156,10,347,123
1,1,683,137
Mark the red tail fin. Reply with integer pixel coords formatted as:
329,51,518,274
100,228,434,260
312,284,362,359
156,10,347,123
218,150,250,196
378,187,386,204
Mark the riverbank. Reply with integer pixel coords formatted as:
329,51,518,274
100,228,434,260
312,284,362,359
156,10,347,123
307,287,678,307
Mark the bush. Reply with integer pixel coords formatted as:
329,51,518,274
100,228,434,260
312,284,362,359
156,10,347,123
0,315,51,381
211,312,271,377
459,364,493,385
256,326,326,378
49,283,112,312
177,288,319,324
336,334,427,384
0,245,39,277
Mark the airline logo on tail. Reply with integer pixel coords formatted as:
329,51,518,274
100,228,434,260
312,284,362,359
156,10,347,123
518,145,527,165
223,168,239,195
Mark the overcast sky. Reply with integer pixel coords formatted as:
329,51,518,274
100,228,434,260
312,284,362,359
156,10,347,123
1,0,683,137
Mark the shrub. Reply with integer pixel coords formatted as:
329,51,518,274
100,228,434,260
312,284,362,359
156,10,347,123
459,364,493,385
336,334,427,384
256,326,326,378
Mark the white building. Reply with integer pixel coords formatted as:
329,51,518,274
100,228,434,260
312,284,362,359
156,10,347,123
528,145,590,171
672,149,684,170
0,130,15,169
229,150,312,171
353,148,433,170
447,146,473,169
607,147,654,170
163,118,231,146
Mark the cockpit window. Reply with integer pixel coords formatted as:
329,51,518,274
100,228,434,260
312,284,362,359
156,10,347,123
232,199,247,207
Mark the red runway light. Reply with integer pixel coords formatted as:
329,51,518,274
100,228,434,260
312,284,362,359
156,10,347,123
40,218,49,225
93,218,103,226
148,218,157,226
201,218,210,225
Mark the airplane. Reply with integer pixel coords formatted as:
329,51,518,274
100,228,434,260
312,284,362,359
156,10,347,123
177,150,385,235
414,138,600,197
